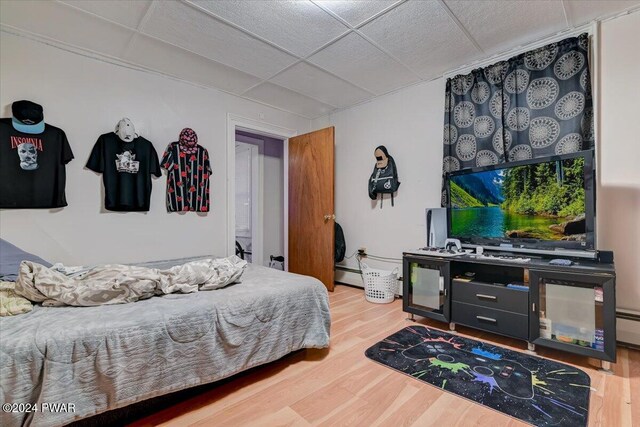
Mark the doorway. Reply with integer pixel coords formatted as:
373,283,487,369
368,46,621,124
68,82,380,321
230,116,291,267
234,131,285,266
227,115,296,269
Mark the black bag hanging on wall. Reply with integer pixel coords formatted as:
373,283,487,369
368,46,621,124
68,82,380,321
335,222,346,263
368,145,400,208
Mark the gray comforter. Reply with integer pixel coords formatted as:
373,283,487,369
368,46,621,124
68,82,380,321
0,258,331,427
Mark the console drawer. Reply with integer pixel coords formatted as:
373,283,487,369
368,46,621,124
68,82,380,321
452,280,528,314
452,302,529,340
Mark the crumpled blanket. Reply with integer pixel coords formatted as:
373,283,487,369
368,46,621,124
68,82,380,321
15,255,247,307
0,281,33,316
50,262,95,278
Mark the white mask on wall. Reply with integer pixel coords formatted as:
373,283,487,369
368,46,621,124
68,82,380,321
115,118,138,142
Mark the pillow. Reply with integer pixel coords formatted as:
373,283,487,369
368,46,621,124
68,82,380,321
0,239,52,281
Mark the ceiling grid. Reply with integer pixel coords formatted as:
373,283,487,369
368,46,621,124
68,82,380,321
1,0,639,119
560,1,572,26
121,0,157,60
436,0,485,54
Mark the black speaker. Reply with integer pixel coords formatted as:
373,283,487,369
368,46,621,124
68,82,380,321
597,250,614,263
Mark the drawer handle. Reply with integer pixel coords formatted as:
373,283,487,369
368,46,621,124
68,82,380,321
476,315,497,323
476,293,497,301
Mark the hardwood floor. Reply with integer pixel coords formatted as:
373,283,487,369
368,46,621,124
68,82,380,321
131,285,639,426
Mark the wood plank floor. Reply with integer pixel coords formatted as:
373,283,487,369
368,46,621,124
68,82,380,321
131,285,639,427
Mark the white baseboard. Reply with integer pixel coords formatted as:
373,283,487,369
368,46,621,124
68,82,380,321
334,268,363,288
617,309,640,346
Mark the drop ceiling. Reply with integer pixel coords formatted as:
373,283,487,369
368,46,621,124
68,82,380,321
1,0,639,119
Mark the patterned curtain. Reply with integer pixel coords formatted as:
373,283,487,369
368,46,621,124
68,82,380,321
442,33,593,205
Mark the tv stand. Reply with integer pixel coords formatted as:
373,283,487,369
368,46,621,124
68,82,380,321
402,250,616,363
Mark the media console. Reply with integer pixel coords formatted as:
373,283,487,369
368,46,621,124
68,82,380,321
402,250,616,369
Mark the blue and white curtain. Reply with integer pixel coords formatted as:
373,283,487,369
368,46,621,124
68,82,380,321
442,34,593,205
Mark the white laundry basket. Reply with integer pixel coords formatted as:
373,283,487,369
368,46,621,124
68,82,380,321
361,263,399,304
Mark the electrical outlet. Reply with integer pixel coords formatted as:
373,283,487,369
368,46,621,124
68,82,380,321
358,247,367,255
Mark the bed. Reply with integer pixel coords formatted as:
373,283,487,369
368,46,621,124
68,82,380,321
0,255,331,427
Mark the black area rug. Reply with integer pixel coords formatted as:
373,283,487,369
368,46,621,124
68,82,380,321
365,326,591,427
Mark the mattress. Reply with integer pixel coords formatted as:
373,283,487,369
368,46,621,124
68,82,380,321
0,257,331,427
0,239,52,281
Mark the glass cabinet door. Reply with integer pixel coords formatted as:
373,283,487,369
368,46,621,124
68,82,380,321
529,269,616,362
403,256,450,322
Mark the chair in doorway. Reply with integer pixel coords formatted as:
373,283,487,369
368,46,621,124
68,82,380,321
235,241,245,260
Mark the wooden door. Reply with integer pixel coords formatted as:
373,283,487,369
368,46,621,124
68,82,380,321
288,127,335,291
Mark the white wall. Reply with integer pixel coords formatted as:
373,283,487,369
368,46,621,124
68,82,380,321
314,11,640,333
313,77,447,275
598,12,640,318
0,32,309,265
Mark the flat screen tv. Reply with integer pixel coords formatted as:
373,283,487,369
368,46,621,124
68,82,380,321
447,150,595,252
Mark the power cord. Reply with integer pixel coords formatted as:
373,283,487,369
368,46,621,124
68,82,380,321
343,249,360,260
352,252,402,272
343,247,402,264
365,254,402,262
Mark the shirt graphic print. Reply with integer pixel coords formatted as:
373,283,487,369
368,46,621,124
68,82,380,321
0,118,74,208
115,150,139,173
12,136,42,170
161,129,211,212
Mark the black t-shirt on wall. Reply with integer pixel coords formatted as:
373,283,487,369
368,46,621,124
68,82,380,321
0,118,74,208
86,132,161,211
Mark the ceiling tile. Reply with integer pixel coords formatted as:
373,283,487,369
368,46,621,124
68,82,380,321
0,0,134,57
270,62,372,108
58,0,152,29
444,1,567,55
123,35,261,95
360,1,480,79
308,32,419,95
564,1,640,26
314,0,399,27
244,82,335,119
192,0,349,57
142,1,297,79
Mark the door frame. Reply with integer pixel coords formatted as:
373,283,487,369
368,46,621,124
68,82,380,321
226,114,297,268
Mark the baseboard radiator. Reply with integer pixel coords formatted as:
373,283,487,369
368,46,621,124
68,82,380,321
616,309,640,347
336,266,640,346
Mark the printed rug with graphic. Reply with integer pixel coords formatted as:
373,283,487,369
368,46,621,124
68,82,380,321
365,326,591,427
